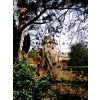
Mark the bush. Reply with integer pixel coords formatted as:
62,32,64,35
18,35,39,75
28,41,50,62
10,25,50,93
13,60,51,100
32,74,51,100
28,50,38,58
13,60,34,100
28,50,42,61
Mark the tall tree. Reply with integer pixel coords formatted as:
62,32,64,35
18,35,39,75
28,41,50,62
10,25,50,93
13,18,20,59
22,33,30,53
67,43,88,66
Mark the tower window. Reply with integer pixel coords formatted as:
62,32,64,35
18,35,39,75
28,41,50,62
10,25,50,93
52,47,54,49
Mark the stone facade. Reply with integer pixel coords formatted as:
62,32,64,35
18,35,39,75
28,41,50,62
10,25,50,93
42,35,69,63
58,52,69,61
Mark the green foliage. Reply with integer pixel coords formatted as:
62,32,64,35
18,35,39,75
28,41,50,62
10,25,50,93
13,60,51,100
72,66,88,73
28,50,42,61
32,74,51,100
67,43,88,66
13,60,34,100
28,50,38,58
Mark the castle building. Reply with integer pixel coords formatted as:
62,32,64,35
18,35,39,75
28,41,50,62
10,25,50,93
42,35,69,63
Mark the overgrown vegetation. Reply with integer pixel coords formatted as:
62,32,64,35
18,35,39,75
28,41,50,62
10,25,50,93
32,74,51,100
13,60,52,100
28,50,41,59
13,60,34,100
67,43,88,66
13,59,88,100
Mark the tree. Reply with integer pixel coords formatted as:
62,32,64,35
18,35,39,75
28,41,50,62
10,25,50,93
13,0,88,59
67,43,88,66
22,33,30,53
13,19,20,59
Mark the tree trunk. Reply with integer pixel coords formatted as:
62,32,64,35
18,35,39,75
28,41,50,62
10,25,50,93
13,28,22,60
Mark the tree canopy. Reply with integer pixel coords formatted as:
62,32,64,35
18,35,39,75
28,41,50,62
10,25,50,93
67,43,88,66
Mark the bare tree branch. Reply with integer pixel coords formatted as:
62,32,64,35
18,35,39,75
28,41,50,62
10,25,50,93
33,21,47,24
19,9,46,33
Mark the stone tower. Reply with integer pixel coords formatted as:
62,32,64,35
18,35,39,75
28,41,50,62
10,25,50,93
42,35,59,63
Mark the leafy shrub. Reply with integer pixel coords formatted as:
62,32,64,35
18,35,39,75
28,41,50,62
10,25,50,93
28,50,38,58
32,74,51,100
13,60,52,100
13,60,34,100
28,50,42,61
